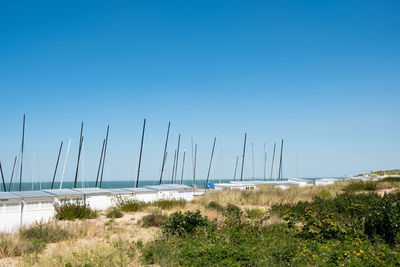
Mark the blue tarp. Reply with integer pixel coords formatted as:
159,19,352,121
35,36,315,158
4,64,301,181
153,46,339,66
202,182,215,189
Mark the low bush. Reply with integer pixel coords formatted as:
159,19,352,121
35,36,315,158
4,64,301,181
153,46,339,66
246,208,266,219
116,198,147,212
206,201,224,212
162,210,214,236
19,221,69,243
140,213,167,227
379,177,400,182
55,202,98,220
106,207,124,218
344,181,377,192
153,199,186,210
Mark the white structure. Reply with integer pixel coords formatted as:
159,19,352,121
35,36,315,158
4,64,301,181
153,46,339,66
288,178,313,187
214,182,257,191
0,192,22,232
72,188,113,210
43,189,84,205
13,191,55,227
145,184,191,200
314,178,337,186
163,184,194,201
124,188,159,203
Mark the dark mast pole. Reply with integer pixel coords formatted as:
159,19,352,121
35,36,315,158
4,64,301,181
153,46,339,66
0,162,6,192
8,156,17,191
136,119,146,188
174,134,181,183
233,155,239,181
270,143,276,179
159,122,170,185
19,114,25,191
95,139,105,187
180,150,186,184
74,122,84,188
205,137,217,187
278,139,284,180
240,133,247,181
51,141,63,189
171,149,177,183
99,125,110,188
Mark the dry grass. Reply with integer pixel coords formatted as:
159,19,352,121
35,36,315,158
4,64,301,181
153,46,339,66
193,181,349,208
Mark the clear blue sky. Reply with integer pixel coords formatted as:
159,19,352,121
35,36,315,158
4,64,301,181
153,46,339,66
0,0,399,182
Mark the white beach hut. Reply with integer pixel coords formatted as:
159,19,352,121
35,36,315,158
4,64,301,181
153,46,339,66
145,185,181,200
124,187,158,203
43,189,84,205
13,191,56,227
163,184,194,201
214,182,256,191
72,188,113,210
0,192,22,232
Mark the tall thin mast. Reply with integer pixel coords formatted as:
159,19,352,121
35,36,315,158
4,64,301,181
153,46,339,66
270,143,276,179
240,133,247,181
19,114,25,191
60,139,71,189
233,155,239,181
278,139,284,180
171,149,177,183
74,122,84,188
0,162,6,192
174,134,181,183
180,150,186,184
99,125,110,188
8,156,17,191
51,141,63,189
95,139,105,187
136,119,146,188
193,144,197,182
191,137,195,182
251,142,255,179
263,143,267,181
159,122,170,185
205,137,216,187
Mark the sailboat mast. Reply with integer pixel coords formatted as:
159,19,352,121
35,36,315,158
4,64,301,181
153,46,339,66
240,133,247,181
191,137,195,182
99,125,110,188
171,149,177,183
19,114,25,191
136,119,146,188
0,162,6,192
95,139,105,187
205,137,216,187
74,122,84,188
51,141,63,189
270,143,276,179
8,156,17,191
278,139,284,180
159,122,170,185
60,139,71,189
174,134,181,182
233,155,239,181
180,150,186,184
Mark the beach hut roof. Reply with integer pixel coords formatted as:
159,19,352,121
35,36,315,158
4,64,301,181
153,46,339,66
163,184,192,190
43,189,83,197
12,191,55,199
145,185,176,191
108,188,135,194
124,187,156,193
0,192,22,200
72,188,112,195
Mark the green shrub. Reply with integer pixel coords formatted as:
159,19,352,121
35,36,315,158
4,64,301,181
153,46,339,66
55,202,98,220
19,222,69,243
162,210,214,236
206,201,224,212
116,198,147,212
153,199,186,209
379,177,400,182
246,208,265,219
140,213,167,227
106,207,123,218
344,181,377,192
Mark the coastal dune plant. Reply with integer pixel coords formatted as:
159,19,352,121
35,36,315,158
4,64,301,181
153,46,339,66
116,197,147,212
153,199,186,210
55,202,98,220
106,207,124,218
140,212,167,227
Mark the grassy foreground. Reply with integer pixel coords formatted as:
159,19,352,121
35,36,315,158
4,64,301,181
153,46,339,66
1,179,400,266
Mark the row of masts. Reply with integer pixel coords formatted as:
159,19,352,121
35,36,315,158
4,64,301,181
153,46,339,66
0,115,285,192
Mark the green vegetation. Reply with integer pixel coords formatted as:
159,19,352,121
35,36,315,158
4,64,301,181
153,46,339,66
20,222,69,244
140,213,167,227
344,180,377,192
105,207,124,218
153,199,186,209
141,194,400,266
380,176,400,182
55,202,98,220
116,198,147,212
